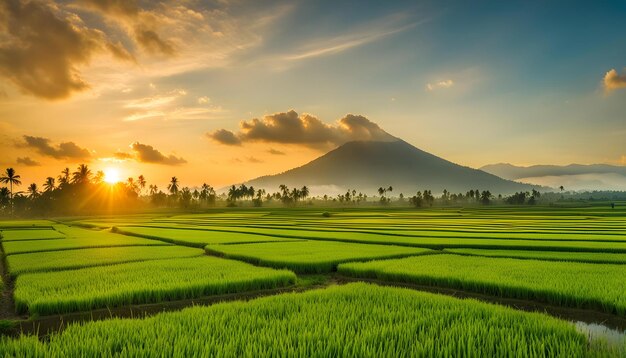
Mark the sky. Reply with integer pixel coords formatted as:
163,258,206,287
1,0,626,189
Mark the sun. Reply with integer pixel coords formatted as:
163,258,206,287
103,168,121,184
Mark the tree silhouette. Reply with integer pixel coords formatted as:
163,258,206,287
138,175,146,194
27,183,39,199
0,168,22,215
149,185,158,195
43,177,55,192
57,167,70,187
168,177,179,195
71,164,92,184
559,185,564,192
93,171,104,184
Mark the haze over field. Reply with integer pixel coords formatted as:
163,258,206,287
1,0,625,191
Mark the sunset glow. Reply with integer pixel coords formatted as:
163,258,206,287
103,168,121,184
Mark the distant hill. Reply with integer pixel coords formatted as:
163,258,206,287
245,140,536,195
480,163,626,180
480,163,626,191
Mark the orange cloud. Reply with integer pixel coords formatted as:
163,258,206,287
603,69,626,93
21,135,91,160
209,110,395,149
0,0,134,100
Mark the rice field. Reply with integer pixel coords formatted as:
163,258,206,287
444,248,626,264
0,229,64,241
205,240,434,273
14,256,296,316
115,226,301,247
6,245,204,277
0,283,608,357
338,254,626,315
2,225,170,255
1,206,625,355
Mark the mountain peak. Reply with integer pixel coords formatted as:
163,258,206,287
245,140,535,195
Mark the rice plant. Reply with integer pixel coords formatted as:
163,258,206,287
14,256,296,316
0,283,602,357
205,240,434,273
338,254,626,315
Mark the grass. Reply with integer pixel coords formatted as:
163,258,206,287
338,254,626,315
6,245,204,277
2,226,170,255
0,283,605,357
0,229,64,241
114,226,300,247
14,256,296,316
205,240,434,273
445,248,626,264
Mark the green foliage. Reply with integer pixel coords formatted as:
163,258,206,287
0,284,600,357
14,256,296,316
205,240,433,273
6,245,203,277
338,254,626,315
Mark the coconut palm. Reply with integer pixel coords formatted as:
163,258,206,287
57,167,70,187
93,171,104,184
168,177,179,195
127,177,138,193
149,185,158,195
71,164,92,184
27,183,39,198
137,175,146,195
42,177,56,192
0,168,22,214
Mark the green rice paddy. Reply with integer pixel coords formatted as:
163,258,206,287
205,240,433,273
1,206,625,356
14,256,296,315
0,283,606,357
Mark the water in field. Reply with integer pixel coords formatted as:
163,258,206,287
575,321,626,349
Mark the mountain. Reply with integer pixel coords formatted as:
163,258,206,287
480,163,626,180
245,140,537,195
480,163,626,191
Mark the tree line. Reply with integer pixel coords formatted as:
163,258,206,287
0,166,548,217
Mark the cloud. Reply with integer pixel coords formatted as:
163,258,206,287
21,135,91,160
129,142,186,165
267,148,285,155
123,89,225,121
426,79,454,91
113,151,134,160
197,96,210,104
16,156,40,166
208,110,396,149
603,69,626,93
0,0,135,100
77,0,176,56
209,129,242,146
283,14,419,61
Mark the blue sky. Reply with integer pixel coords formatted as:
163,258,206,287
0,0,625,186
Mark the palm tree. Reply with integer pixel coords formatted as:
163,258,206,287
71,164,92,184
0,168,22,214
149,184,158,195
301,186,310,201
168,177,179,195
57,167,70,187
43,177,56,192
93,171,104,184
127,177,138,193
27,183,39,198
137,175,146,194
